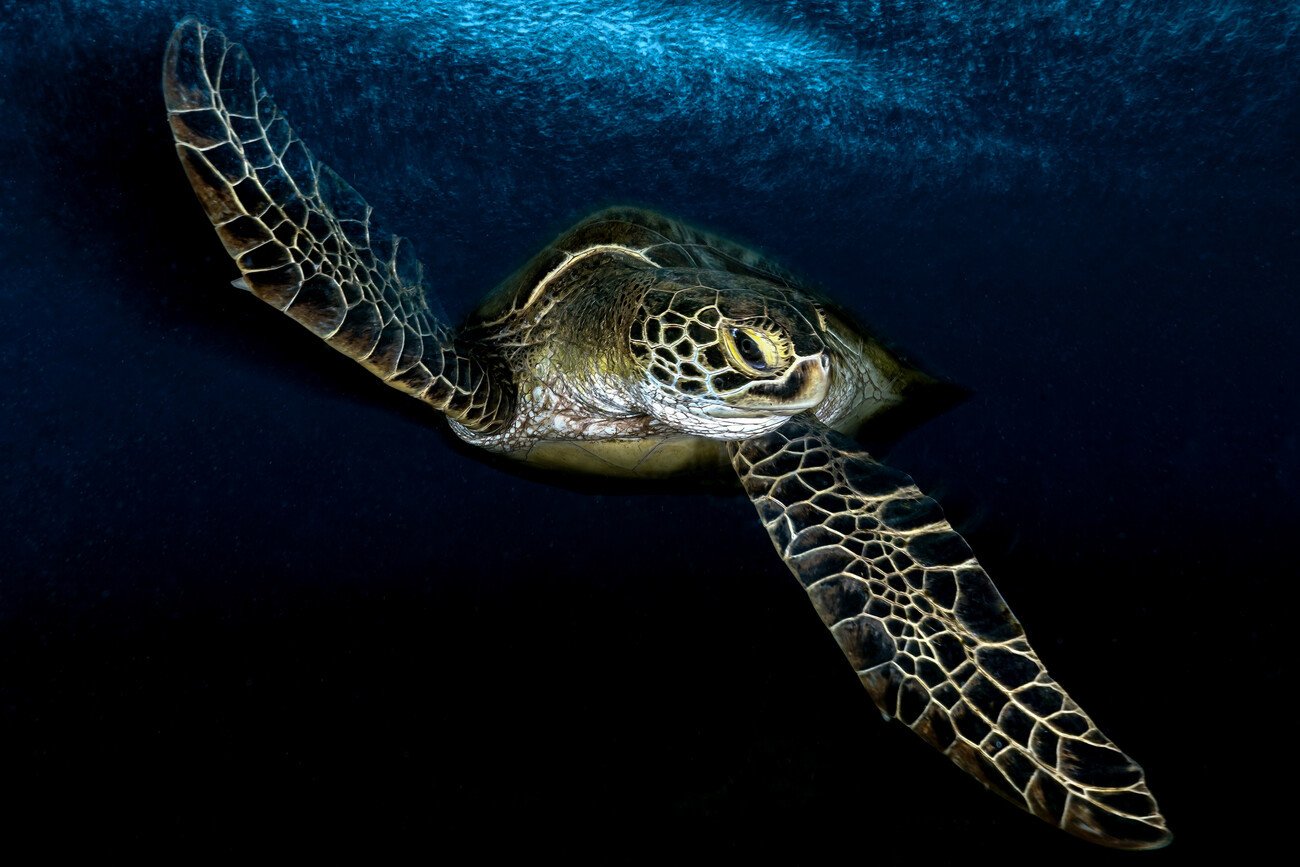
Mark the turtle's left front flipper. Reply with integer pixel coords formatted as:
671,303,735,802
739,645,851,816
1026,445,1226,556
162,18,511,432
729,418,1170,850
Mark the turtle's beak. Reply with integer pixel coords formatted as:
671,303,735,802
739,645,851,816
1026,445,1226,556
716,353,830,416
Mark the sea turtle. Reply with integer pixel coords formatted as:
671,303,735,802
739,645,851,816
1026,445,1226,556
161,18,1170,849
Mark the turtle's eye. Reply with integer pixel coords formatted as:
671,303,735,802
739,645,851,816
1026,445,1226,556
721,324,788,376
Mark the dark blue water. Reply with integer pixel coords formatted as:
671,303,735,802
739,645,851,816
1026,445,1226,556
2,0,1294,857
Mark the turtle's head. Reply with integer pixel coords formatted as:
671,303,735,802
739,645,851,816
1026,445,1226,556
629,277,830,439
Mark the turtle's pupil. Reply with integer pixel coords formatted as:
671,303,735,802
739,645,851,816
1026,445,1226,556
736,332,767,370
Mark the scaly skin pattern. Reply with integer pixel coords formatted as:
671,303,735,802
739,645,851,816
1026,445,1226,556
730,418,1171,850
163,19,512,432
630,273,826,410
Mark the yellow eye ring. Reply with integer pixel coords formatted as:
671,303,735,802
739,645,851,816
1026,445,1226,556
720,323,790,376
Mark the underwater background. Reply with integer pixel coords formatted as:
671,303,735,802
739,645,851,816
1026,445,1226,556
1,0,1295,858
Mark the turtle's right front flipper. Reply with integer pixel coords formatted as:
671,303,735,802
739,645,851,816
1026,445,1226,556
162,18,511,432
731,418,1171,849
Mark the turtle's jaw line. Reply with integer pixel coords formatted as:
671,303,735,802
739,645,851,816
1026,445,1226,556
703,392,825,419
703,404,809,419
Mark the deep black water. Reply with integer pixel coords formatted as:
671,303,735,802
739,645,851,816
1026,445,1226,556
1,0,1295,858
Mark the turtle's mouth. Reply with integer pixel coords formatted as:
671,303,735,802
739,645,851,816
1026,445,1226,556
709,354,830,417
